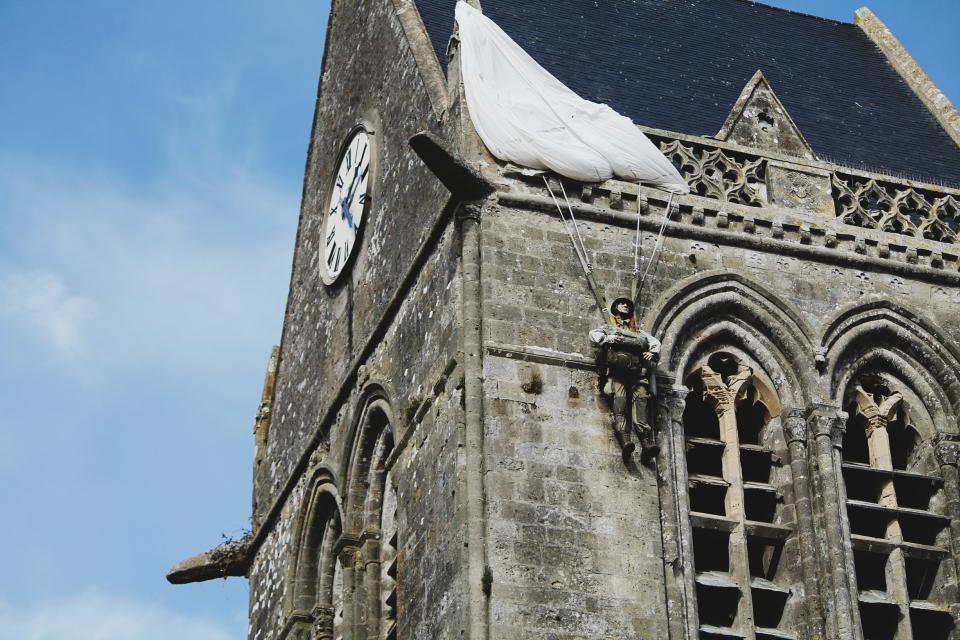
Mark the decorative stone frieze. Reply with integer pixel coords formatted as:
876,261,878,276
658,138,766,207
767,161,834,214
831,173,959,244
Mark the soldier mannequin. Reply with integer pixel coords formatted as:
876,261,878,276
589,297,661,463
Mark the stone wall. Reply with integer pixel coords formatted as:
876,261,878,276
483,355,669,639
474,172,960,638
248,218,464,640
258,0,452,514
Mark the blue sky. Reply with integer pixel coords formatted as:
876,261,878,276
0,1,955,638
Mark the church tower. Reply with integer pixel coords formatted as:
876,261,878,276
169,2,960,639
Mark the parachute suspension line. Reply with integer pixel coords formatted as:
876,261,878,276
636,192,676,312
544,176,587,272
631,183,643,303
558,179,590,270
543,176,608,318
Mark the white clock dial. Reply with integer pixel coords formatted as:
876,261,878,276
320,128,373,284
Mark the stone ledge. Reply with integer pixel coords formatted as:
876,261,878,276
496,188,960,287
166,534,252,584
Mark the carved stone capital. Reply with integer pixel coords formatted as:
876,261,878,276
334,533,361,566
700,364,752,416
279,615,313,640
806,404,846,445
831,418,848,448
783,409,807,445
862,416,886,440
311,605,335,640
359,530,383,563
456,200,484,223
656,384,688,415
935,435,960,468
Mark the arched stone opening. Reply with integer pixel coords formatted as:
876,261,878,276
821,301,960,430
646,271,816,396
284,472,347,640
343,399,398,640
679,347,804,640
835,361,958,640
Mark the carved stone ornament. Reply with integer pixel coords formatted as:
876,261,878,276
831,174,959,244
852,386,902,437
767,162,834,215
716,70,816,161
830,419,847,448
700,364,753,416
806,406,845,442
311,605,335,640
278,616,313,640
657,385,689,417
935,436,960,467
456,200,484,223
783,410,807,445
658,138,766,207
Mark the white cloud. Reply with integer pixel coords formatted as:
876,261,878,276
0,590,237,640
0,270,97,358
0,153,295,378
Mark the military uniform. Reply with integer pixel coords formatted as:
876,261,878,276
589,313,661,462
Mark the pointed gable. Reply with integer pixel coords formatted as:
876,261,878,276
716,70,816,160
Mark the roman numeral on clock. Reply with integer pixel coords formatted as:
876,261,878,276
327,244,341,272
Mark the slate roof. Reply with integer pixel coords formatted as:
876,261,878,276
414,0,960,185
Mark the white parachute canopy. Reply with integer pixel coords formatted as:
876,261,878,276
455,1,689,194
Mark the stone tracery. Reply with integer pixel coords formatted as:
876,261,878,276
831,173,960,244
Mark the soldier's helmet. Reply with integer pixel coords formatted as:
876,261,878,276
610,297,634,320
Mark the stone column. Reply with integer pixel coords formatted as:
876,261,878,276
655,381,696,640
807,404,858,640
361,536,382,640
852,389,911,640
702,366,756,637
458,200,490,640
783,408,825,640
337,541,359,640
935,435,960,558
933,434,960,629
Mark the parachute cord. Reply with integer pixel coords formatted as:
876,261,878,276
543,176,607,318
637,192,676,307
632,182,643,302
544,176,588,271
558,179,591,270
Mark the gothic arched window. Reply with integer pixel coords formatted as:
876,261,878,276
287,480,345,640
841,376,956,640
345,402,398,640
683,352,800,640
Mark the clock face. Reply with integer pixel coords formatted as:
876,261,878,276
320,127,373,284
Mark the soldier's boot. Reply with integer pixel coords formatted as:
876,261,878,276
636,420,659,464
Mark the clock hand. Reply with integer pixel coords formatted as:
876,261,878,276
344,146,368,205
340,195,356,231
340,201,357,229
